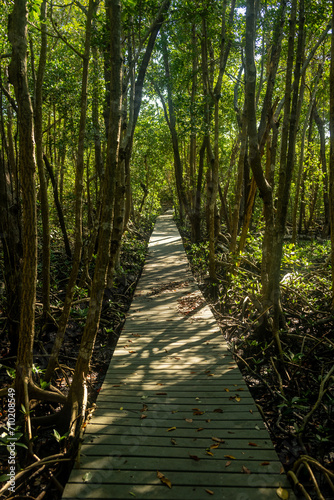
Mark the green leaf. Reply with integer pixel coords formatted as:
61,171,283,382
82,471,93,483
53,429,61,442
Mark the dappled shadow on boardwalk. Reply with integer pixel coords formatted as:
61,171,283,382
62,212,295,500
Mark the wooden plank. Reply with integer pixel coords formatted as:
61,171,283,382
80,444,279,461
67,469,290,488
63,483,289,500
89,415,265,428
76,455,284,473
82,434,274,449
83,424,269,439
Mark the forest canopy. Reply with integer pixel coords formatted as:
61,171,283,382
1,0,334,498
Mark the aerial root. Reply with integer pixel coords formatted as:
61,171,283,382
288,455,334,500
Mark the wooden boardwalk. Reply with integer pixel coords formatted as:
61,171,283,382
62,212,295,499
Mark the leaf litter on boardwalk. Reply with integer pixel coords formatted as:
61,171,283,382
157,471,172,488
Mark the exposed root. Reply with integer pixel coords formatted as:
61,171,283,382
288,456,334,500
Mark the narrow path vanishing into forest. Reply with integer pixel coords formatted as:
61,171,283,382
62,211,295,500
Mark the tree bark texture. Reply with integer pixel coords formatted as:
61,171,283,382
66,0,123,431
329,0,334,309
8,0,38,404
34,0,50,319
44,0,95,382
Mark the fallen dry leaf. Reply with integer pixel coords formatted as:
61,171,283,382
185,418,193,423
170,439,177,445
157,471,172,489
224,388,230,392
225,461,231,467
206,451,214,456
210,444,220,449
224,455,236,460
212,437,225,443
205,489,214,495
196,427,204,432
248,442,258,447
235,397,241,402
276,486,289,499
213,408,223,413
189,454,200,461
140,414,147,419
193,411,205,415
261,461,270,466
242,465,251,474
167,426,176,432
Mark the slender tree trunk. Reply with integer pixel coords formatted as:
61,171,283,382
34,0,50,320
43,154,72,258
329,0,334,309
0,70,22,355
8,0,38,405
314,104,330,237
44,0,95,382
65,0,123,432
0,129,22,355
161,36,187,222
268,0,304,336
92,43,103,180
230,104,247,253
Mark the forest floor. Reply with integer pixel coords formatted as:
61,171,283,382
0,215,156,500
178,219,334,500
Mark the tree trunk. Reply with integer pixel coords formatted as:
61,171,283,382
267,0,304,336
8,0,38,405
65,0,123,432
43,154,72,258
314,104,330,237
44,0,95,382
161,35,187,222
230,104,247,253
329,0,334,309
0,134,22,355
34,0,50,320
